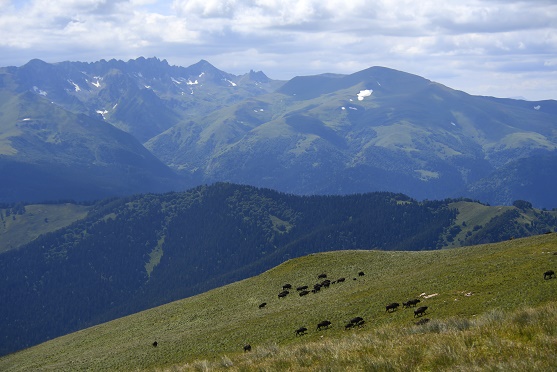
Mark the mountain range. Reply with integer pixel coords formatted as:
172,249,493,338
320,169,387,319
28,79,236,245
1,57,556,207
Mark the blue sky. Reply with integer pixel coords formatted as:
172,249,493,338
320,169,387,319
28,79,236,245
1,0,556,100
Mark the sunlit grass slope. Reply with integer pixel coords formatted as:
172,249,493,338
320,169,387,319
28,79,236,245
1,233,556,371
0,204,90,253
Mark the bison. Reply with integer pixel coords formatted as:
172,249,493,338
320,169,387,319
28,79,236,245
386,302,400,312
243,344,252,352
295,327,308,336
358,271,365,276
414,306,428,317
259,302,267,309
299,290,310,297
278,290,289,298
283,283,292,290
544,270,555,280
350,316,364,325
317,320,332,330
318,273,327,279
345,316,365,330
403,299,421,308
296,285,309,291
152,341,158,347
337,277,346,283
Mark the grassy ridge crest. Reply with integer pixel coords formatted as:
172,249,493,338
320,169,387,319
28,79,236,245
1,233,556,371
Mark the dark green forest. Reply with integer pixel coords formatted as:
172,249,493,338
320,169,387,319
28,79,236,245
1,183,555,356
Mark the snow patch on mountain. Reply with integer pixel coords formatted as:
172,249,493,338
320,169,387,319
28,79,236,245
96,110,108,119
187,79,198,85
534,105,541,110
225,79,237,87
33,86,47,96
357,89,372,101
92,77,102,88
68,80,81,92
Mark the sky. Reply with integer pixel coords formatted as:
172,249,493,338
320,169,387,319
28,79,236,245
1,0,556,101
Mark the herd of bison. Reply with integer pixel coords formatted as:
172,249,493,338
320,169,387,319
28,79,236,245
243,270,432,352
150,268,556,351
241,268,556,353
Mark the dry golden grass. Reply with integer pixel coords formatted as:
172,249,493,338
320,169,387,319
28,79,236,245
175,302,557,371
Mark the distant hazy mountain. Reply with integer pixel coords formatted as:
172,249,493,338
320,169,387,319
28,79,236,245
146,66,557,207
0,85,183,202
1,58,556,207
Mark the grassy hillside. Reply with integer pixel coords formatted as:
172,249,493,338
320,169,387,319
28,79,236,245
2,233,556,371
0,203,90,253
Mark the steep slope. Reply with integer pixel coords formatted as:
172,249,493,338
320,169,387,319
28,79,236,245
0,88,186,202
1,233,556,370
0,183,556,356
465,150,557,207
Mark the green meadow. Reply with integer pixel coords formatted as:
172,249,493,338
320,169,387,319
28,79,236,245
1,233,556,371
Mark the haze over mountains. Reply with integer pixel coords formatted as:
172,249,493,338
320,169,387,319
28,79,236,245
1,57,556,207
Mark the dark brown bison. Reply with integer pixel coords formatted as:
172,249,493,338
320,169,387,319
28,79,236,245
414,306,428,317
386,302,400,312
317,320,332,330
299,290,310,297
403,299,421,308
544,270,555,280
295,327,308,336
358,271,365,276
152,341,158,347
296,285,309,291
243,344,252,352
278,290,289,298
318,273,327,279
259,302,267,309
283,284,292,290
350,316,364,325
337,277,346,283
